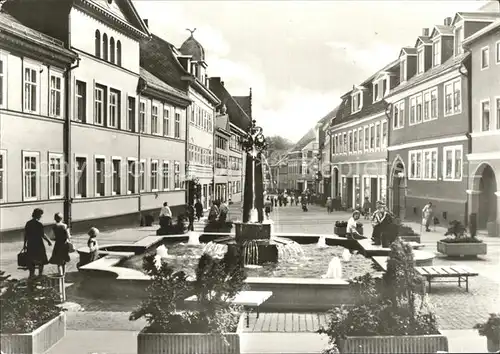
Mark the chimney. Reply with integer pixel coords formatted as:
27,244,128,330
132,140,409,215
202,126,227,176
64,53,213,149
422,28,429,37
143,19,149,28
444,17,452,26
221,81,224,87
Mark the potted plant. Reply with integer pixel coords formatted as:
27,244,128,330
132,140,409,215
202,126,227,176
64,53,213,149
437,220,487,257
130,251,247,354
318,239,448,353
474,313,500,352
334,221,348,237
1,273,66,354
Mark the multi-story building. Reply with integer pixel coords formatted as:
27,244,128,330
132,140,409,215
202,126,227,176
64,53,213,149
315,107,339,198
329,60,397,209
463,20,500,236
0,10,78,233
177,33,220,209
2,0,193,232
208,77,251,204
286,130,318,192
385,12,499,224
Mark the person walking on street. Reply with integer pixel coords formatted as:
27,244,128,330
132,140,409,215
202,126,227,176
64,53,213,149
422,202,434,232
87,227,99,263
326,197,333,214
362,197,371,220
371,201,387,246
24,208,52,278
49,212,71,275
186,203,195,231
195,199,203,221
264,196,272,219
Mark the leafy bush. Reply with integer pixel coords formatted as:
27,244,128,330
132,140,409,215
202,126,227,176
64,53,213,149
1,274,63,333
318,239,439,351
398,224,419,236
130,250,247,335
440,220,482,244
474,313,500,341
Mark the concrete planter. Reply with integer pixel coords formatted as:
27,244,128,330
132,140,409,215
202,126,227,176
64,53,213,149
437,241,487,257
137,315,243,354
400,235,421,243
0,312,66,354
337,333,448,353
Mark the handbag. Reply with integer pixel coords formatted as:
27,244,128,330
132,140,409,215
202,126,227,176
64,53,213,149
66,241,76,253
17,248,29,268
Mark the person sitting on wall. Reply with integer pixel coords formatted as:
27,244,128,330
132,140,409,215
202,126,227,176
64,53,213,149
208,200,219,223
371,201,388,246
159,202,172,228
346,210,366,240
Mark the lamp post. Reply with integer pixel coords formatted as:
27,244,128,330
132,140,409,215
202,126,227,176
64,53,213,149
241,120,267,222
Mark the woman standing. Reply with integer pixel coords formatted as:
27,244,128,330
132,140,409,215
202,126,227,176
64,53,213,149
371,201,387,246
24,208,52,278
422,202,434,232
49,212,71,275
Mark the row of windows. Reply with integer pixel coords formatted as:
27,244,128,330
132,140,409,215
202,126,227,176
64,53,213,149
75,80,181,138
228,156,243,171
480,98,500,132
188,144,212,166
480,41,500,70
229,135,242,150
216,136,227,150
215,153,227,169
190,103,213,133
332,120,388,155
0,56,63,116
393,78,461,130
230,180,242,195
341,175,387,209
408,145,463,181
95,30,122,66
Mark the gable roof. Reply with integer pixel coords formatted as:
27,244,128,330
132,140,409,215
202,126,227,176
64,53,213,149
233,95,252,118
386,52,468,99
291,129,315,151
452,11,500,25
431,25,454,38
399,47,417,57
139,68,190,102
463,19,500,46
140,34,189,92
415,36,432,47
90,0,150,35
208,79,251,132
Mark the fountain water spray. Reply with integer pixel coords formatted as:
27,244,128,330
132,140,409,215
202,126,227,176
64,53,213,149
322,256,342,279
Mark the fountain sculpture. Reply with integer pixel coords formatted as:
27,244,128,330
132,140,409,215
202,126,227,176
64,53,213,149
203,120,303,265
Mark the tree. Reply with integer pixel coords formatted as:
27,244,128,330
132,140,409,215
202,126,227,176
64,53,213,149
266,135,294,151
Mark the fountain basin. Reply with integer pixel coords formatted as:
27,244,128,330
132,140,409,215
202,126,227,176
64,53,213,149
234,222,271,243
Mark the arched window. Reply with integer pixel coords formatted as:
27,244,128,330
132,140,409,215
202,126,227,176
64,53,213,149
102,33,108,61
95,30,101,57
116,40,122,66
110,37,115,63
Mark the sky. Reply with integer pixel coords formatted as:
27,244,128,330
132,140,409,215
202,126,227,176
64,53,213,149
133,0,491,143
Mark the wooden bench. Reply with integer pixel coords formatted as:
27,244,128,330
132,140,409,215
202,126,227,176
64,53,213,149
185,290,273,328
415,266,478,292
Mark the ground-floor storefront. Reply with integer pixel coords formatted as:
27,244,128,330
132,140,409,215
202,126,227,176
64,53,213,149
387,138,469,224
467,158,500,237
334,161,387,210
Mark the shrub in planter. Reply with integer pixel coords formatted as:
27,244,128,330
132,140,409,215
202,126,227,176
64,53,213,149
130,251,246,354
438,220,486,257
318,239,446,353
1,273,66,354
474,313,500,352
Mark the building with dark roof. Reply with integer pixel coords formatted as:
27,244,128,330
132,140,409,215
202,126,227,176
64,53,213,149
208,77,252,203
327,57,400,209
384,12,500,225
462,19,500,236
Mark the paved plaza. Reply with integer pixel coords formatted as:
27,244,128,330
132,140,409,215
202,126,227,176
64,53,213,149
1,203,499,353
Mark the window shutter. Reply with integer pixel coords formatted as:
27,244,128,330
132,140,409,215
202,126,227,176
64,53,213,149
92,79,96,125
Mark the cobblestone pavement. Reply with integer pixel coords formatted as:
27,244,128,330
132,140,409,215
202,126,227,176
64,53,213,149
2,203,499,331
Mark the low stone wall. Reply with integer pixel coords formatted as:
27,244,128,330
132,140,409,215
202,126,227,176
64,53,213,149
245,277,353,311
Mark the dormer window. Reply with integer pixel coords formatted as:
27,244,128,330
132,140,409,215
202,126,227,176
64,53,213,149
417,47,424,74
351,90,363,113
400,57,407,82
372,74,390,103
455,25,464,55
432,39,441,67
